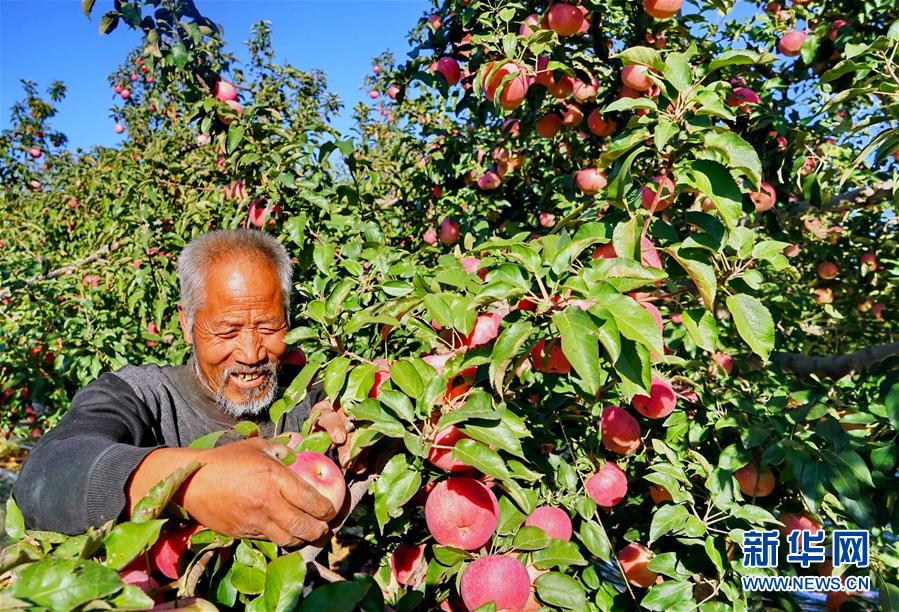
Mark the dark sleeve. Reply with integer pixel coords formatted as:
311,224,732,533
12,372,163,535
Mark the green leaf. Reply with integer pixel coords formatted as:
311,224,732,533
489,320,532,393
390,359,425,400
532,540,587,569
535,572,588,610
189,430,226,450
323,357,350,401
686,160,743,230
81,0,96,18
725,294,774,360
598,292,664,356
649,504,691,544
552,308,602,395
704,131,762,187
102,519,166,570
378,389,415,422
452,438,510,480
513,526,552,550
226,126,245,154
4,498,25,541
616,46,665,71
578,521,612,562
641,580,694,610
10,559,122,610
663,53,692,92
665,247,717,310
98,11,119,34
681,309,718,352
282,355,323,408
131,462,202,523
344,363,378,403
708,49,764,72
298,576,375,612
885,382,899,432
654,118,679,151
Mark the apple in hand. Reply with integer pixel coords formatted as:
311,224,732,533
287,451,347,513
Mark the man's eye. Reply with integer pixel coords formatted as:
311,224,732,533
218,331,239,339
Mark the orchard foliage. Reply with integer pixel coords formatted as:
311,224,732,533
1,0,899,610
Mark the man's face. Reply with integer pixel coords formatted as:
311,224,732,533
181,255,289,417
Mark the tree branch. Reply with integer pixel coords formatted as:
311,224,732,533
22,244,111,286
772,342,899,379
791,180,894,216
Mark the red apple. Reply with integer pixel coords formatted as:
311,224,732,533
538,211,556,228
424,478,499,550
466,312,503,348
621,65,653,92
423,228,438,246
814,287,834,304
519,13,540,37
585,462,628,508
618,542,658,587
643,0,683,19
575,168,607,195
829,19,848,42
535,113,563,138
477,170,502,191
545,3,584,36
287,451,347,512
640,175,676,211
368,358,391,398
572,78,598,103
779,30,807,56
439,217,460,245
592,237,663,269
482,61,529,110
214,80,238,102
587,110,617,137
712,351,733,375
632,376,677,419
283,349,306,368
726,87,761,112
750,182,776,212
649,485,672,504
561,103,583,126
734,462,776,497
817,261,839,280
29,147,41,159
778,513,822,547
428,425,472,472
121,89,131,99
433,56,462,86
530,339,571,374
524,506,573,541
390,543,426,586
114,123,125,134
248,200,271,228
150,524,204,579
460,555,531,611
601,406,642,455
860,252,877,270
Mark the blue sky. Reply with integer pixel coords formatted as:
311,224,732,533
0,0,430,150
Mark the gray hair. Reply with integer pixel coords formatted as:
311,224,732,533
177,229,293,331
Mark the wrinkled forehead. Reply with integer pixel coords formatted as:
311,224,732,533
199,255,285,321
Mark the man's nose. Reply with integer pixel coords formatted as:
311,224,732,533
234,329,266,364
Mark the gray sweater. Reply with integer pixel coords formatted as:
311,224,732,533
13,360,323,535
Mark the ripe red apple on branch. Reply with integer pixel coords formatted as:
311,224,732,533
287,451,347,513
585,461,628,508
390,543,426,587
524,505,573,541
460,555,531,611
425,477,499,550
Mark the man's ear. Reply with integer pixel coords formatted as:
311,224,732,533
178,305,193,345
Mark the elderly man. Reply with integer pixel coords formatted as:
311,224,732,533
14,229,345,547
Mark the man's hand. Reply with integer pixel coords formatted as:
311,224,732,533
128,438,336,547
